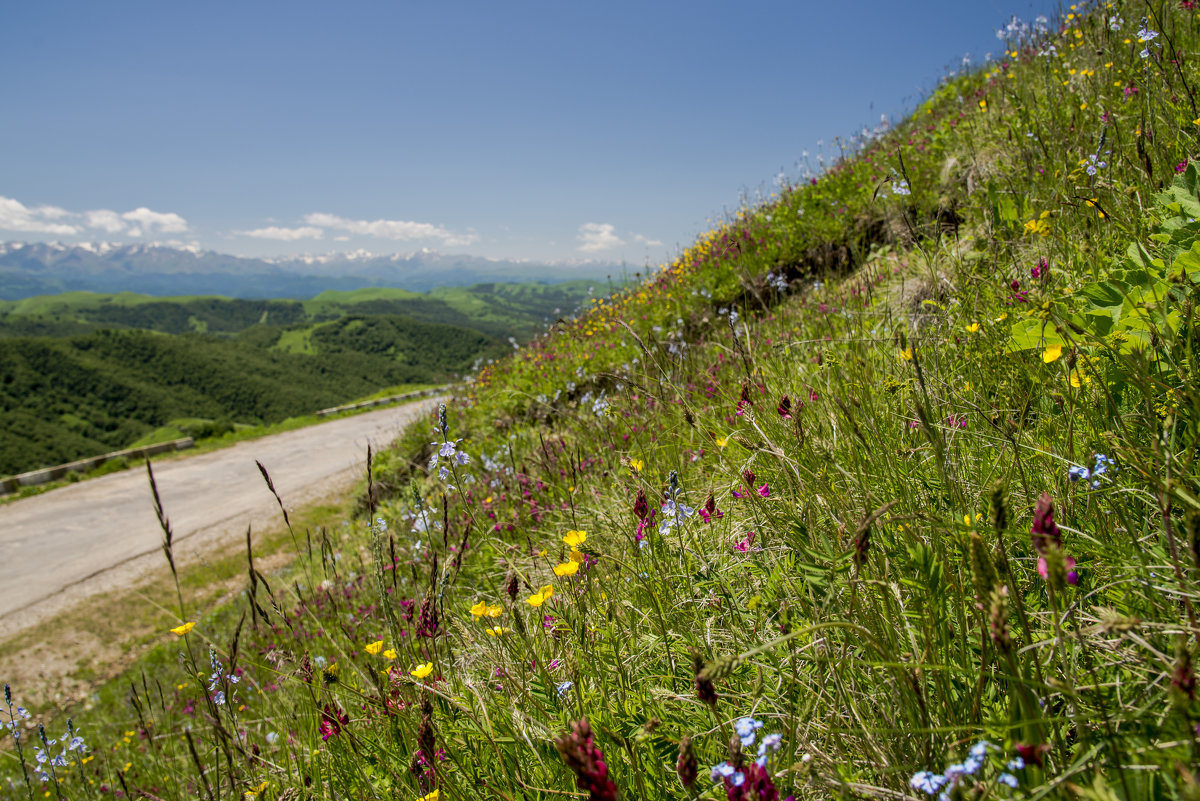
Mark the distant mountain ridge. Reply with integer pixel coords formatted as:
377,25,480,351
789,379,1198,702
0,241,621,299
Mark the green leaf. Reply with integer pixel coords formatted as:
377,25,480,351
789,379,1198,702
1171,240,1200,279
1155,162,1200,218
1009,318,1064,351
1080,280,1125,309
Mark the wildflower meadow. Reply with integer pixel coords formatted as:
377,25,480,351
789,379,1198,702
8,1,1200,798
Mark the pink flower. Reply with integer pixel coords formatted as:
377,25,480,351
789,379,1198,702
777,396,792,419
734,532,756,552
699,493,724,523
319,705,349,741
1037,555,1079,585
756,483,770,498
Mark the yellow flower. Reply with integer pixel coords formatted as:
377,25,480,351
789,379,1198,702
170,622,196,636
418,791,440,801
965,322,980,333
244,781,269,798
383,649,397,661
485,626,509,637
563,530,587,547
1042,344,1063,363
629,458,644,473
1069,369,1091,388
365,640,384,655
554,561,580,577
485,604,503,618
526,584,555,607
410,662,434,679
716,435,729,448
900,347,913,361
569,549,585,563
470,601,487,619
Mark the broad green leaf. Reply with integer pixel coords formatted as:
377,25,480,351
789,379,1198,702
1171,240,1200,279
1010,318,1064,351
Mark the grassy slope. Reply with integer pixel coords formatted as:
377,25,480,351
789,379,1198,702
7,3,1200,800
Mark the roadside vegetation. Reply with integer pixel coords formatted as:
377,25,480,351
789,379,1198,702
6,2,1200,798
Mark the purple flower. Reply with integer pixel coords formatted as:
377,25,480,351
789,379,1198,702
555,719,619,801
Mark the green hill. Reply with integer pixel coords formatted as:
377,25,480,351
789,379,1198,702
0,280,601,474
9,4,1200,801
0,320,495,475
0,280,600,340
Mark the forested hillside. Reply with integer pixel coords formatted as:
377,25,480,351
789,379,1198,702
0,281,599,475
0,325,498,476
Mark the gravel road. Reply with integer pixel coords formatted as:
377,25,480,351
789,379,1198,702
0,400,434,639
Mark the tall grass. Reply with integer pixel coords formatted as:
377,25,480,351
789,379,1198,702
7,1,1200,798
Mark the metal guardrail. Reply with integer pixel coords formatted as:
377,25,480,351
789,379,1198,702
315,385,447,417
0,437,195,496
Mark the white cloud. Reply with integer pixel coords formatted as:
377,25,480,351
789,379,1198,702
303,212,477,246
239,225,325,241
0,196,80,235
121,207,188,234
85,209,127,233
634,233,663,247
577,222,624,252
0,195,189,238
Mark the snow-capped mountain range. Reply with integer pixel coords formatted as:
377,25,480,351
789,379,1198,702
0,241,620,299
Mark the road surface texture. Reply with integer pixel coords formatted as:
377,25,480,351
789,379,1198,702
0,399,435,640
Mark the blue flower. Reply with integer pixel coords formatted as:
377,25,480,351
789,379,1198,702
556,681,574,698
734,717,763,746
892,179,912,196
757,732,783,756
711,761,736,782
969,740,997,759
1068,465,1090,482
998,772,1019,788
910,771,947,795
1007,756,1025,771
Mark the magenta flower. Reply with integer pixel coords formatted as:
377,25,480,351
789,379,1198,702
1030,493,1062,554
1037,555,1079,585
756,483,770,498
699,493,724,523
319,705,349,741
555,719,620,801
720,761,779,800
777,396,792,420
734,532,756,552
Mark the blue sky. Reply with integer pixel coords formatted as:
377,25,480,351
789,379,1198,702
1,0,1060,266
